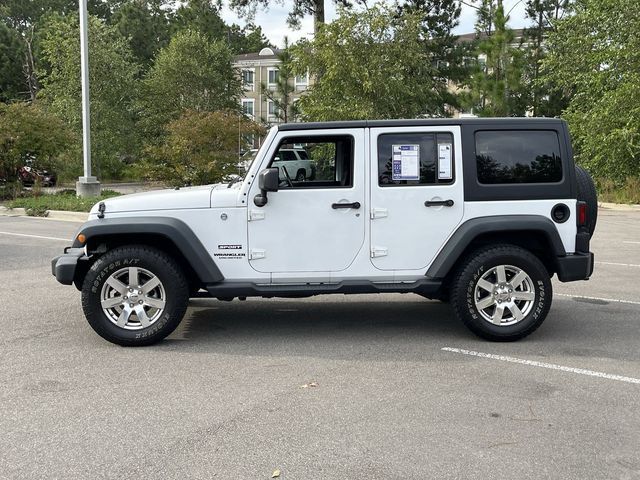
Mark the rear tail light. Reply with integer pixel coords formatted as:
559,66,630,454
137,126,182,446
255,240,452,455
577,201,587,227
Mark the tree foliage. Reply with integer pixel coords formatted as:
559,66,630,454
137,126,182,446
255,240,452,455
38,14,140,179
142,110,265,186
260,38,296,123
521,0,574,117
229,0,365,34
464,1,526,116
140,30,242,138
0,21,25,101
292,4,452,121
541,0,640,179
0,102,73,182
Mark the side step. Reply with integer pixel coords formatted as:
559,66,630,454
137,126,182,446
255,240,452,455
204,279,442,299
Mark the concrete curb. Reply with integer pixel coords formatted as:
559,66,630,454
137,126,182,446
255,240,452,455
0,206,88,222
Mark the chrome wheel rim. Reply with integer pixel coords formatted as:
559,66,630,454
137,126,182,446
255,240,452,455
474,264,535,326
100,267,166,331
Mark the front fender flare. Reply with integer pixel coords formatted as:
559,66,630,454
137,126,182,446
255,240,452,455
73,217,224,284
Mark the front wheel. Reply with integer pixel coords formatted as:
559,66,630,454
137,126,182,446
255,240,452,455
450,245,552,341
81,245,189,346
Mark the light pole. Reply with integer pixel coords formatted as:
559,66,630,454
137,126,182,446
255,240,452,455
76,0,101,197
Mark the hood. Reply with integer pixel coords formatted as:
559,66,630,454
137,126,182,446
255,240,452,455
90,184,214,215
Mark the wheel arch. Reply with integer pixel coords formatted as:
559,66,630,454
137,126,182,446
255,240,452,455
72,217,224,289
427,215,566,284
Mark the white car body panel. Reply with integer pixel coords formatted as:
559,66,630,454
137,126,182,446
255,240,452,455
89,123,579,286
369,126,465,271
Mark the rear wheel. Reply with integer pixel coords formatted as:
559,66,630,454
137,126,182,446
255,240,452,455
81,245,189,346
295,169,306,181
450,244,552,341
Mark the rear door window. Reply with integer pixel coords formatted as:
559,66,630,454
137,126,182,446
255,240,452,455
475,130,563,184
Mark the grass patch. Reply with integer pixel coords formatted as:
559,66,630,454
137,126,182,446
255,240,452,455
596,177,640,204
6,189,121,213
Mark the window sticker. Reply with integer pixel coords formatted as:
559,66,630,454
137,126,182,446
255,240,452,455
392,145,420,181
438,143,452,180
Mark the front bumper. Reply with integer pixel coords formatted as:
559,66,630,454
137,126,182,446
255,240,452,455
51,248,86,285
556,252,594,282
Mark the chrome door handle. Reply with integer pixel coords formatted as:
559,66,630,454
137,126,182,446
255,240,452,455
424,199,454,207
332,202,361,210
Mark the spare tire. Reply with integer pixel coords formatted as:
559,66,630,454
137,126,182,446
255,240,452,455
575,165,598,238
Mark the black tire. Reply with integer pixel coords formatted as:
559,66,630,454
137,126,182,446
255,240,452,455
575,165,598,238
81,245,189,346
450,244,552,342
295,169,306,181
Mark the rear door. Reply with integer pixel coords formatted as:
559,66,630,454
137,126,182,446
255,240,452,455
369,126,464,271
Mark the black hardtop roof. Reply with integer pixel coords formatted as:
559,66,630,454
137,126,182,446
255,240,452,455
278,117,564,131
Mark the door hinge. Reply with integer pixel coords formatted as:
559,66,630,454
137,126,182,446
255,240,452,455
370,208,388,219
249,249,266,260
371,246,388,258
248,210,265,221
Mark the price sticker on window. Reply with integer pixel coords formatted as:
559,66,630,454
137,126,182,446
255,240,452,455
392,145,420,181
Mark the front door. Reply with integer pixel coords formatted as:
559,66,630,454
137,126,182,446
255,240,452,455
248,129,366,274
369,126,464,271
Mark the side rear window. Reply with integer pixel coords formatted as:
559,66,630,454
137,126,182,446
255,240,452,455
377,132,455,186
475,130,563,184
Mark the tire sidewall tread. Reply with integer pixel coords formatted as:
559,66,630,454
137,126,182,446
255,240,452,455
81,245,189,346
451,244,553,342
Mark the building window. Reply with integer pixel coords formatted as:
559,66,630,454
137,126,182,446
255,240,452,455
241,69,254,91
295,73,308,90
267,100,279,120
268,68,279,87
241,99,254,119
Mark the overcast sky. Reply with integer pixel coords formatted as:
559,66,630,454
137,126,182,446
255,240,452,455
220,0,530,48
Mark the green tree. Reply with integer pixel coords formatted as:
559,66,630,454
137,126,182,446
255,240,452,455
397,0,472,114
142,110,265,186
542,0,640,179
110,0,171,68
171,0,227,40
0,22,25,101
38,14,140,179
291,5,448,121
230,0,365,34
260,38,296,124
0,102,73,182
140,30,242,138
522,0,573,116
227,23,272,54
464,0,526,116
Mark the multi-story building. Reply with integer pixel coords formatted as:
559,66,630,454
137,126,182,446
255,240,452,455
233,47,311,126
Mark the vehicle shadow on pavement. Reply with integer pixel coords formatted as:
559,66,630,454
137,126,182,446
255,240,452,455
163,297,470,357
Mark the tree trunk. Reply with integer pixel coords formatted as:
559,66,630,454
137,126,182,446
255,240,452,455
314,0,325,35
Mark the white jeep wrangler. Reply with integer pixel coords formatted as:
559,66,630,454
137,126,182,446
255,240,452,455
53,119,597,346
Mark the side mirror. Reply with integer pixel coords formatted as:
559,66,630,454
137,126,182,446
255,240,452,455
254,167,279,207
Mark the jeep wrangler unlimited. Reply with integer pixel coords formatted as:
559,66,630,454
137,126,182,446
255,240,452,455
52,118,596,346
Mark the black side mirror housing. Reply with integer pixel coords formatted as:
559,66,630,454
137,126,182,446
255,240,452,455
254,167,279,207
259,167,280,192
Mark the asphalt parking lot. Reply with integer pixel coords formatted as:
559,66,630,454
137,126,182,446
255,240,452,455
1,208,639,480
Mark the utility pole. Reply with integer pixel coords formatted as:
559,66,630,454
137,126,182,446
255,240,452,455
76,0,101,197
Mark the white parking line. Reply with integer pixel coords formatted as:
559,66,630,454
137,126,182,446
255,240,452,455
0,231,69,242
623,241,640,245
596,261,640,268
557,293,640,306
441,347,640,385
